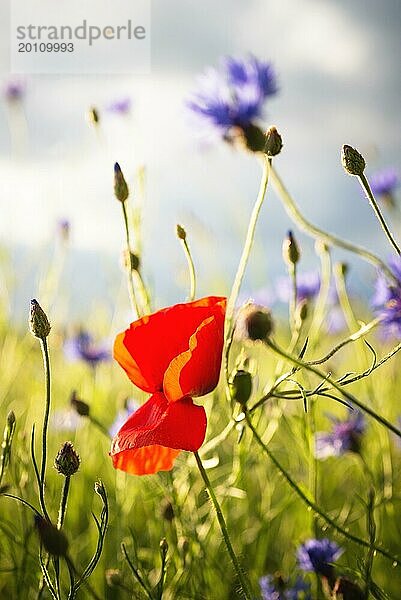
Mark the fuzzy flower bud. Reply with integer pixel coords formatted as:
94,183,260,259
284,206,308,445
264,126,283,157
282,230,300,266
237,304,274,342
54,441,80,477
229,370,253,405
159,537,169,556
341,144,365,176
29,300,51,339
114,162,129,203
161,499,175,522
34,516,69,556
176,224,187,240
241,124,266,153
70,390,90,417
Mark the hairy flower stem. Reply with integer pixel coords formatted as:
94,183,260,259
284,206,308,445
57,476,71,530
244,412,399,565
40,338,51,513
265,339,401,439
224,156,271,391
193,451,253,600
180,236,196,301
121,202,141,318
359,173,401,256
270,165,398,285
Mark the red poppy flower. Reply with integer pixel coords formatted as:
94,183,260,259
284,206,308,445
110,296,226,475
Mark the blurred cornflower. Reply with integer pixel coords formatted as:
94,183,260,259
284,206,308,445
260,574,311,600
373,256,401,338
276,271,320,303
64,329,110,367
325,305,347,335
315,412,365,459
297,538,343,578
57,218,70,242
4,79,25,102
370,167,399,207
107,97,132,115
109,399,139,438
238,287,275,308
187,55,277,143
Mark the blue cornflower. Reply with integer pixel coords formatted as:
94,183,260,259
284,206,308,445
107,97,132,115
187,55,277,140
4,79,25,102
64,329,110,367
373,256,401,338
315,412,365,460
276,271,320,303
370,168,399,200
297,539,343,578
259,575,311,600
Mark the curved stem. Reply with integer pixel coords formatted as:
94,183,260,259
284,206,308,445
193,451,253,599
359,173,401,256
40,339,51,514
265,339,401,439
57,476,71,530
121,202,141,318
180,236,196,302
244,412,399,565
270,165,398,284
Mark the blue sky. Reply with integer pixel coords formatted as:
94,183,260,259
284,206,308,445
0,0,400,313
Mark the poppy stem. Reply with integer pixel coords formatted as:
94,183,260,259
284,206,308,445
270,165,399,285
179,230,197,301
193,451,253,600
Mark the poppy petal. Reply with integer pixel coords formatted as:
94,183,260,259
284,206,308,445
114,296,226,393
163,313,225,401
110,392,207,475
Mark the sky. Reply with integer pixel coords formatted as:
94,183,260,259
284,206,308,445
0,0,400,316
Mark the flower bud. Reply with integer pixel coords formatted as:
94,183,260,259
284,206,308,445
282,230,300,266
159,537,168,556
335,262,348,278
237,304,274,342
229,370,253,405
241,124,266,153
29,300,51,339
94,479,107,503
295,299,308,323
7,411,16,431
123,250,140,272
341,144,365,176
176,224,186,241
264,126,283,157
114,162,129,203
161,499,175,522
70,390,90,417
88,107,100,125
54,441,80,477
105,569,123,588
34,516,69,557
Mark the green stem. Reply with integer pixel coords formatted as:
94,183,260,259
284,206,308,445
121,201,141,318
224,156,271,398
57,476,70,530
265,339,401,439
40,338,51,504
270,165,398,284
359,173,401,256
244,412,399,565
289,262,297,334
193,451,253,600
180,237,196,302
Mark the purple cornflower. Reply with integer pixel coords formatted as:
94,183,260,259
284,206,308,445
4,79,25,102
373,256,401,338
107,97,132,115
276,271,320,303
259,575,311,600
64,330,110,367
370,168,399,201
315,412,365,460
109,399,138,438
297,539,343,579
187,55,277,140
325,306,346,335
